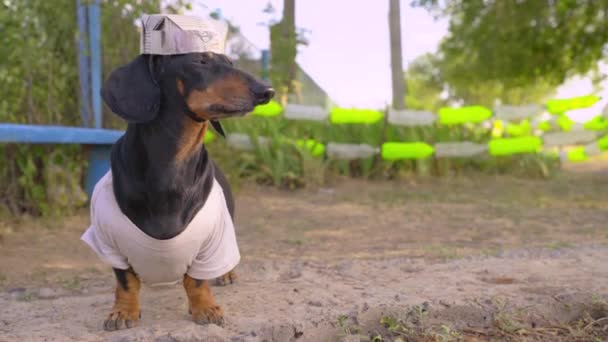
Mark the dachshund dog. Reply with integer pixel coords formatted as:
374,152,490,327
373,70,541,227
82,52,273,331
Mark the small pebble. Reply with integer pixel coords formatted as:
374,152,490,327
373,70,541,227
38,287,57,299
308,300,322,307
7,288,26,299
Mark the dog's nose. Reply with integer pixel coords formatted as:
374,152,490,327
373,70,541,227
254,87,275,105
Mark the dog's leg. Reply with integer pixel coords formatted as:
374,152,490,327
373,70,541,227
183,274,224,325
104,267,141,331
215,270,237,286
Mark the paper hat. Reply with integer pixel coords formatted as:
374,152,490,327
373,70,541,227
140,14,228,55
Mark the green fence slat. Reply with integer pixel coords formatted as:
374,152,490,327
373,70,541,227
252,100,283,117
204,129,215,144
438,106,492,125
329,108,384,124
567,147,588,162
546,95,600,114
506,120,531,137
381,142,434,160
488,136,542,156
296,139,326,157
583,115,608,131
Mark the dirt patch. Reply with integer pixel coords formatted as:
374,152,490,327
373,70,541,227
1,247,607,341
0,168,607,341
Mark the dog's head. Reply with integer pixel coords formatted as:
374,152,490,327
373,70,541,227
101,52,274,125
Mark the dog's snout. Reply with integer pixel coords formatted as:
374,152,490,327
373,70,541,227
253,86,275,105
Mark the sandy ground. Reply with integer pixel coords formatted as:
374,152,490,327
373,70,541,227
1,163,608,341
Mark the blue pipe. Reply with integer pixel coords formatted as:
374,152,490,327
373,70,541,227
76,0,91,127
88,0,102,129
261,49,270,80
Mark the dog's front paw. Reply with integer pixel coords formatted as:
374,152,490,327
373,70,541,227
215,270,237,286
191,304,224,326
103,306,141,331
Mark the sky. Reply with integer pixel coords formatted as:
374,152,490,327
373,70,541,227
184,0,606,122
185,0,448,109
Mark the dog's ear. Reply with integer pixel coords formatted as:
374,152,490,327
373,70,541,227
101,54,160,123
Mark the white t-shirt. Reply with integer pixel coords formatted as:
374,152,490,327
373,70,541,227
81,171,240,286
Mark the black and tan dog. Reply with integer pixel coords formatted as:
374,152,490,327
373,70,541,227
93,51,273,330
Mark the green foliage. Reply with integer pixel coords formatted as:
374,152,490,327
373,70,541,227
0,0,190,216
263,0,308,102
0,144,86,216
269,20,297,100
0,1,79,125
403,51,555,109
412,0,608,91
404,54,447,112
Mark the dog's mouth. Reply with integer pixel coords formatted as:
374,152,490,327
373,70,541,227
207,103,254,117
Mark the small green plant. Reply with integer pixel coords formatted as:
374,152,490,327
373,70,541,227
59,276,82,291
337,314,362,336
380,315,412,337
433,324,462,341
0,273,7,287
547,241,575,250
19,292,36,302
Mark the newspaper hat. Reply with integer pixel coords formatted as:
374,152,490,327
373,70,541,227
140,14,228,55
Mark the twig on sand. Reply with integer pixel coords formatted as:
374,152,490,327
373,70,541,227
584,316,608,331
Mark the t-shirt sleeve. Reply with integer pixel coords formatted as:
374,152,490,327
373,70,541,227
187,201,241,280
80,186,130,270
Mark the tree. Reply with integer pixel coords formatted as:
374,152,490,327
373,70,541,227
411,0,608,90
404,54,446,111
0,0,190,215
389,0,406,110
404,52,555,109
269,0,296,105
0,0,179,127
264,0,308,104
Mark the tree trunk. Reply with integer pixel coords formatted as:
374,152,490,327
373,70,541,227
389,0,405,110
270,0,297,105
283,0,296,94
